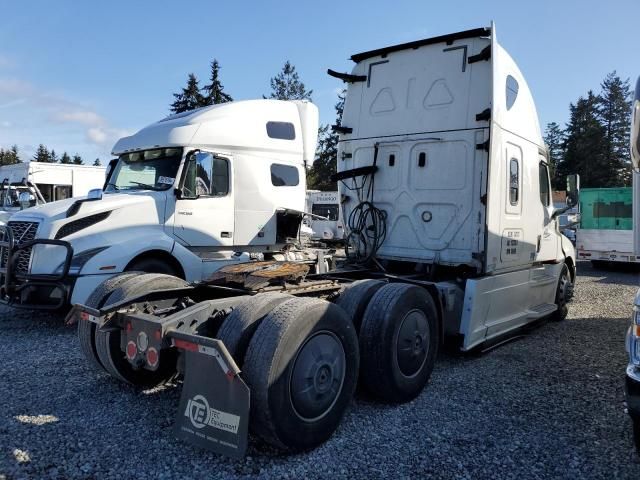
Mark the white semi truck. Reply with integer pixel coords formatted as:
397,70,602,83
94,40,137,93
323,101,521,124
0,100,319,308
624,76,640,451
304,190,344,241
18,25,575,457
0,162,106,225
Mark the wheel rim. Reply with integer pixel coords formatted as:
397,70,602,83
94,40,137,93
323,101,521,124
396,308,430,377
290,331,346,421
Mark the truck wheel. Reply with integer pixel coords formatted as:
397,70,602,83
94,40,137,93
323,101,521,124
552,264,571,321
243,297,359,451
94,273,188,387
335,279,385,331
78,272,138,373
359,283,438,403
216,292,291,367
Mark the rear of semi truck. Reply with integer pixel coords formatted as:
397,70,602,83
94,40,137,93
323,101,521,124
72,24,576,458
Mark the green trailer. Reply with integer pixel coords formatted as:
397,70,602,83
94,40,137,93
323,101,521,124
577,187,637,264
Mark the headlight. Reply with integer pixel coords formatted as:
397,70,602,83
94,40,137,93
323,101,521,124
55,246,109,275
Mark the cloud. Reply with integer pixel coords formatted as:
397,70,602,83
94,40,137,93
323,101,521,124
0,120,11,128
53,110,105,127
87,127,108,144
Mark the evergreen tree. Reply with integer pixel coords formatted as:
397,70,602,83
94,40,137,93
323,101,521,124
307,91,345,190
32,144,50,162
60,152,72,164
562,92,612,187
203,59,233,105
0,145,21,165
596,72,633,185
543,122,565,189
49,149,58,163
266,61,312,101
170,73,206,114
93,158,101,166
72,154,83,165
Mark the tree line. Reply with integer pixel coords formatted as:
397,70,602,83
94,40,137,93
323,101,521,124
545,72,632,189
170,59,337,191
0,144,103,167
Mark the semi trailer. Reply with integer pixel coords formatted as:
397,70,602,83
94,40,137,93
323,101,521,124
57,24,575,458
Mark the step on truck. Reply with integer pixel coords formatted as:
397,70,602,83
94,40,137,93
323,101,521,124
66,24,577,458
0,100,323,309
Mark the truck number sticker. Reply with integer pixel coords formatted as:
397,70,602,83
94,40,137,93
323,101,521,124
501,229,523,261
158,176,175,185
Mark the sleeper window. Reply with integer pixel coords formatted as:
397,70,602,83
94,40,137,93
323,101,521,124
271,164,299,186
539,163,551,207
506,75,519,110
509,158,519,205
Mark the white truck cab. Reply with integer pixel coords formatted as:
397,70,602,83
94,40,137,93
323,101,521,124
304,190,344,241
0,99,318,308
334,23,577,349
0,162,105,225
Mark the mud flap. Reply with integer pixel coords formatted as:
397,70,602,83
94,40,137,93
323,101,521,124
173,334,250,459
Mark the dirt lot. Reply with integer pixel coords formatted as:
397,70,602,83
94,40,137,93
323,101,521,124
0,261,639,479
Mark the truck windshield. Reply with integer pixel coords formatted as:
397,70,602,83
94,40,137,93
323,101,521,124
0,186,38,208
105,148,183,192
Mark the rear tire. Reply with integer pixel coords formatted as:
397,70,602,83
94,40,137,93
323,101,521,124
216,292,291,367
94,273,188,387
78,273,138,373
359,283,439,403
243,297,359,451
335,280,385,331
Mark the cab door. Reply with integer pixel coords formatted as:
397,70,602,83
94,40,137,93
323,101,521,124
536,159,558,262
173,151,234,247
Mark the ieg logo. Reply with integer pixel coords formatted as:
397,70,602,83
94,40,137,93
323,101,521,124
185,394,210,429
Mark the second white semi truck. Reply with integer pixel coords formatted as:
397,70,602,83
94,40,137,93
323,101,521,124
5,24,576,458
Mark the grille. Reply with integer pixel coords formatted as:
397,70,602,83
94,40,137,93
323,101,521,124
1,221,39,274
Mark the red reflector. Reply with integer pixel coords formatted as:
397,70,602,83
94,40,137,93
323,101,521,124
146,347,159,367
126,341,137,360
154,330,162,341
174,339,198,352
80,312,89,321
126,322,133,332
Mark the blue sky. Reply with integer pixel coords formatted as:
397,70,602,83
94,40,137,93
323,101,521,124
0,0,636,163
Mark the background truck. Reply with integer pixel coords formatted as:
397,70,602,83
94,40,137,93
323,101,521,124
0,100,320,309
576,187,638,266
304,190,344,242
624,76,640,452
0,162,106,225
65,24,578,458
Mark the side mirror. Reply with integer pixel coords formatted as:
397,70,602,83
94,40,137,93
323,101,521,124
18,192,31,210
631,77,640,172
87,188,103,200
566,174,580,208
177,154,198,199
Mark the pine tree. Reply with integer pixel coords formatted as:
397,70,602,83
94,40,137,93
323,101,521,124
170,73,206,114
0,145,21,165
307,90,345,190
93,158,101,166
266,61,313,101
562,92,612,187
543,122,565,189
60,152,72,164
203,59,233,105
596,72,633,185
32,144,50,162
72,154,83,165
49,149,58,163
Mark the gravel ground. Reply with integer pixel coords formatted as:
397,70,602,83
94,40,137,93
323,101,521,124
0,261,639,479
